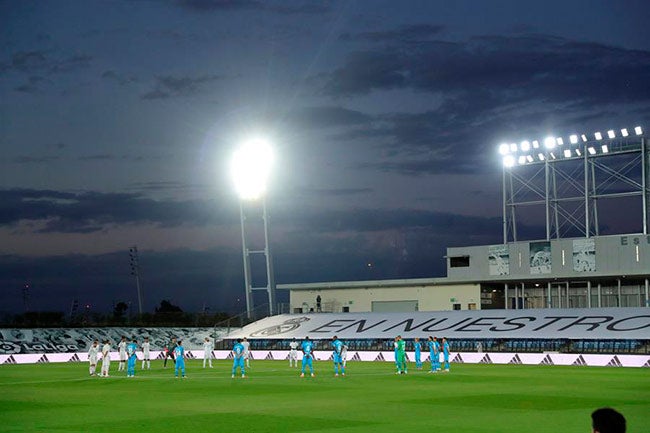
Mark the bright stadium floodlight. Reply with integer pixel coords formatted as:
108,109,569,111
510,142,518,152
532,140,540,149
595,132,603,140
576,148,582,156
503,155,515,167
556,137,564,145
569,134,578,144
602,144,609,153
563,149,571,158
581,134,588,142
231,137,277,318
549,152,556,159
588,147,596,155
607,130,615,139
538,153,545,161
544,136,556,149
231,138,274,200
518,155,526,165
621,128,629,137
635,126,643,135
498,143,510,155
520,140,531,151
526,155,533,162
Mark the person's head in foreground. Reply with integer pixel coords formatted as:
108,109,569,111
591,408,625,433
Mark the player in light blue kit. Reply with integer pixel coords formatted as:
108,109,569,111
442,337,450,372
126,337,138,377
414,337,422,370
300,336,314,377
232,339,246,378
331,336,345,377
174,340,186,378
427,336,441,373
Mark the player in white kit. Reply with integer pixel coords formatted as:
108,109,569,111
101,339,111,377
289,338,299,367
88,340,99,376
242,337,251,368
341,343,348,368
141,337,151,369
203,337,214,368
117,336,127,371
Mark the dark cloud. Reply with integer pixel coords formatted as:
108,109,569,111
141,74,225,99
101,70,137,86
12,155,60,164
77,154,116,161
296,187,373,196
10,50,92,75
13,76,47,93
0,188,232,233
339,24,445,43
175,0,329,14
287,106,372,129
319,34,650,107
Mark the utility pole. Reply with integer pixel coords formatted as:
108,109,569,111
129,246,143,315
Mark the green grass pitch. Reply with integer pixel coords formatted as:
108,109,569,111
1,360,648,433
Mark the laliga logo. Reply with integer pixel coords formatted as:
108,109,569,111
250,317,310,337
0,341,21,354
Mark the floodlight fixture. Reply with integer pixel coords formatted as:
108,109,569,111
549,152,556,159
621,128,629,137
538,153,545,161
231,137,274,200
556,137,564,145
635,126,643,135
588,147,596,155
569,134,578,144
526,155,533,163
601,144,609,153
518,155,526,165
563,149,571,158
510,142,518,152
498,143,510,155
581,134,588,142
595,132,603,140
503,155,515,167
544,136,556,149
575,148,581,156
520,140,531,151
607,130,615,139
532,140,540,149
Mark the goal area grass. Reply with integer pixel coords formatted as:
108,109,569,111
1,360,648,433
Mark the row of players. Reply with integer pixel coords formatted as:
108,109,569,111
86,334,451,378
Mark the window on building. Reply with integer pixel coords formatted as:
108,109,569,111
453,303,461,310
450,256,470,267
468,303,477,310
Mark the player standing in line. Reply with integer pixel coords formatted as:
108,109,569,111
241,337,251,369
414,337,422,370
395,335,407,374
126,337,138,377
341,342,348,368
231,339,246,378
288,338,299,367
442,337,450,372
141,337,151,370
393,337,399,371
300,336,314,377
163,337,176,368
428,336,440,373
88,340,99,376
100,339,111,377
174,340,186,378
117,336,127,372
331,336,345,377
203,337,214,368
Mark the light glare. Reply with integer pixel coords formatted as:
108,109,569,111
544,137,556,149
510,143,518,152
532,140,540,149
498,143,510,155
231,138,274,200
520,141,531,151
569,134,578,144
518,155,526,165
503,155,515,167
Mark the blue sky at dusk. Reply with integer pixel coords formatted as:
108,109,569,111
1,0,649,315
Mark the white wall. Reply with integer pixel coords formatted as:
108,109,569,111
289,283,480,313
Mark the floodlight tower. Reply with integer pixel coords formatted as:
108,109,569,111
231,138,276,319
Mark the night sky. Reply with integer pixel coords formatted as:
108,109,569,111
2,0,650,315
